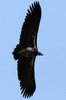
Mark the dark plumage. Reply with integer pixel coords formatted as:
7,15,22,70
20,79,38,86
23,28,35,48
12,1,43,98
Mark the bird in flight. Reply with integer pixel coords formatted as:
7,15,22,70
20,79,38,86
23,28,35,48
12,1,43,98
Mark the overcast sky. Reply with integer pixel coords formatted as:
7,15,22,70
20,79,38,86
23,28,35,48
0,0,66,100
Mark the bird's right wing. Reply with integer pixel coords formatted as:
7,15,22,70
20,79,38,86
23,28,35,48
19,1,41,48
17,56,36,98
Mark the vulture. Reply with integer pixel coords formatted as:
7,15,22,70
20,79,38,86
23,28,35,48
12,1,43,98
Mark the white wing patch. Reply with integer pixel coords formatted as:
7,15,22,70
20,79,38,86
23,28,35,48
27,47,33,51
33,37,36,48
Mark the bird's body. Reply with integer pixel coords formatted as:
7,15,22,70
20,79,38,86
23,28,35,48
18,47,37,57
18,47,43,57
12,1,42,98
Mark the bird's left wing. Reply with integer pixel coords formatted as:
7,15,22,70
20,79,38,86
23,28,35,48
19,2,41,48
17,56,36,98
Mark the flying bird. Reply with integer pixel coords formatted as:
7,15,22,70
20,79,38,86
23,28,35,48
12,1,43,98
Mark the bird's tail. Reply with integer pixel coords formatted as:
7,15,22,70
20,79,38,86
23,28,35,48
12,44,21,60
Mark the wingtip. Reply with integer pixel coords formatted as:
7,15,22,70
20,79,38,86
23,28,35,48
34,1,39,5
33,1,41,8
20,80,36,98
27,1,41,15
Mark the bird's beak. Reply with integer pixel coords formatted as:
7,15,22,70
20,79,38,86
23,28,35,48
37,51,43,56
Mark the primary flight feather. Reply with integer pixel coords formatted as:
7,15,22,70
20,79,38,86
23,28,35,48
12,1,43,98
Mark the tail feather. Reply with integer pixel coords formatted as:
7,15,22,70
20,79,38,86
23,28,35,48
12,44,22,60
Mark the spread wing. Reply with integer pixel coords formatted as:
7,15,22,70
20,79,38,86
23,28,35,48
17,57,36,98
19,1,41,48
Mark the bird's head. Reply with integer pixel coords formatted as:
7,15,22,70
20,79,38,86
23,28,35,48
36,51,43,56
33,48,43,56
